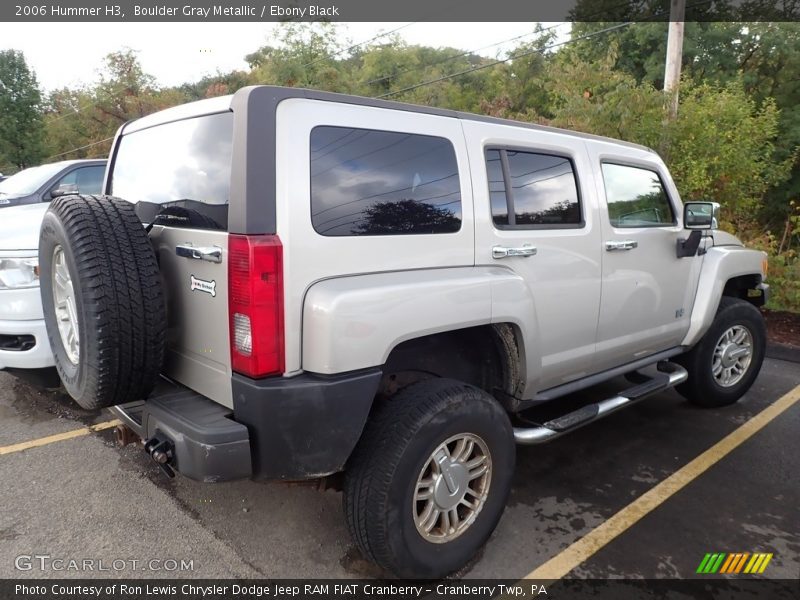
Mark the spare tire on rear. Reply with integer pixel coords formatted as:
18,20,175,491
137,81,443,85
39,194,166,409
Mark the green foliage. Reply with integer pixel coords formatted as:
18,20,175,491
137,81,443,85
663,82,791,232
43,50,184,161
247,23,356,92
0,49,44,171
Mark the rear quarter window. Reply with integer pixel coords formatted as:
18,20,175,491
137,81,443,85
310,126,462,236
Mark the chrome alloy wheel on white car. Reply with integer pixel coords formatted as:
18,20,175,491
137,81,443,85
413,432,492,543
51,245,80,365
712,325,753,388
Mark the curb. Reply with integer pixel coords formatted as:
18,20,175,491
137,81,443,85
766,342,800,364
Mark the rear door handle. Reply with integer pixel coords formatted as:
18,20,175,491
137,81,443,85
175,244,223,263
605,240,638,252
492,245,537,259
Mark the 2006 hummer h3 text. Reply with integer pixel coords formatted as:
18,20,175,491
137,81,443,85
38,86,769,578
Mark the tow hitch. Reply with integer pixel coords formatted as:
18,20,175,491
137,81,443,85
144,438,175,478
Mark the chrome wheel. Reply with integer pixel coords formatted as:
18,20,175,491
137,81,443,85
712,325,753,388
413,433,492,543
52,246,79,365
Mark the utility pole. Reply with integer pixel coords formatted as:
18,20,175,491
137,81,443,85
664,0,686,120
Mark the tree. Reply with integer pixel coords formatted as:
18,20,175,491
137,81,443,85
0,50,44,171
246,23,355,92
43,50,186,161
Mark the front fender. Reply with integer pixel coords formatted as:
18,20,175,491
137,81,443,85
681,246,766,347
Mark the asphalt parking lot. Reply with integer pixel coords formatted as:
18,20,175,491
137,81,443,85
0,359,798,581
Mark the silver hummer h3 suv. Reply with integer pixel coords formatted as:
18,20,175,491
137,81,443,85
38,86,769,578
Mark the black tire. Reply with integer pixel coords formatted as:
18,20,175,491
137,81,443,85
39,194,166,409
343,378,515,579
675,296,766,408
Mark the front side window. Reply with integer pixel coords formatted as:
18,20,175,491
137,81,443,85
310,126,462,236
54,166,105,196
602,163,675,228
486,148,581,228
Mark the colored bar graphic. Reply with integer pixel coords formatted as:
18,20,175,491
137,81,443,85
749,554,765,573
703,552,774,575
758,553,773,573
697,553,713,573
710,553,726,573
744,554,759,573
733,552,750,573
719,554,736,573
720,553,736,573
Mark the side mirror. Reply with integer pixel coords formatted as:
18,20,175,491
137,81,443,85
683,201,719,230
49,184,77,199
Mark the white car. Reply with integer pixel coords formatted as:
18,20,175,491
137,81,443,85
0,203,53,369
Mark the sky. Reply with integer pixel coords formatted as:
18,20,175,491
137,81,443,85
0,22,570,92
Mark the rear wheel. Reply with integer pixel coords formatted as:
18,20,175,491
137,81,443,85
675,296,766,408
39,194,166,409
343,378,515,578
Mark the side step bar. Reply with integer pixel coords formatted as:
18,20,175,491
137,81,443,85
513,362,688,445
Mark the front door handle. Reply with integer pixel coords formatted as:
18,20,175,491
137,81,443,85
492,245,537,259
605,240,638,252
175,244,223,263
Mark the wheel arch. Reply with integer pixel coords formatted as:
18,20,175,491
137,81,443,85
377,323,526,410
681,246,767,348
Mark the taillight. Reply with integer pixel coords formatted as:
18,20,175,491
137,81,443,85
228,234,284,378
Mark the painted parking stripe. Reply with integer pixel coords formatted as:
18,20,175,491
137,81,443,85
0,420,121,456
525,383,800,580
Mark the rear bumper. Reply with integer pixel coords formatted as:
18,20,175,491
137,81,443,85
112,368,382,482
111,379,252,483
232,368,382,480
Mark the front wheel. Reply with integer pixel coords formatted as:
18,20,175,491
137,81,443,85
675,296,766,408
343,378,515,578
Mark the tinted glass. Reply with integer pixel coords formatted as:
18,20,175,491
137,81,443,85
488,149,581,227
310,126,461,236
111,112,233,206
602,163,674,227
56,166,105,195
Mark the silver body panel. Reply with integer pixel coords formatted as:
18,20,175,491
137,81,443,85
150,226,232,408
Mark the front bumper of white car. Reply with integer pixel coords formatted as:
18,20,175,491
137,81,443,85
0,286,54,369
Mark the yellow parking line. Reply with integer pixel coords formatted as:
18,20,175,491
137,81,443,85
525,383,800,580
0,420,121,456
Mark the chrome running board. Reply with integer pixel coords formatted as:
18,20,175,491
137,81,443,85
513,362,688,445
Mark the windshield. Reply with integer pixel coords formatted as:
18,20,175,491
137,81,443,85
0,163,65,196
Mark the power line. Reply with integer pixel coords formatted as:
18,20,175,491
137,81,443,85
300,22,416,71
377,0,715,99
364,22,571,88
46,136,114,161
363,0,642,89
376,21,635,99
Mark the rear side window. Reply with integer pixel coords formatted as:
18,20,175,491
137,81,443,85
602,163,675,227
310,126,462,236
110,112,233,230
486,148,581,228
